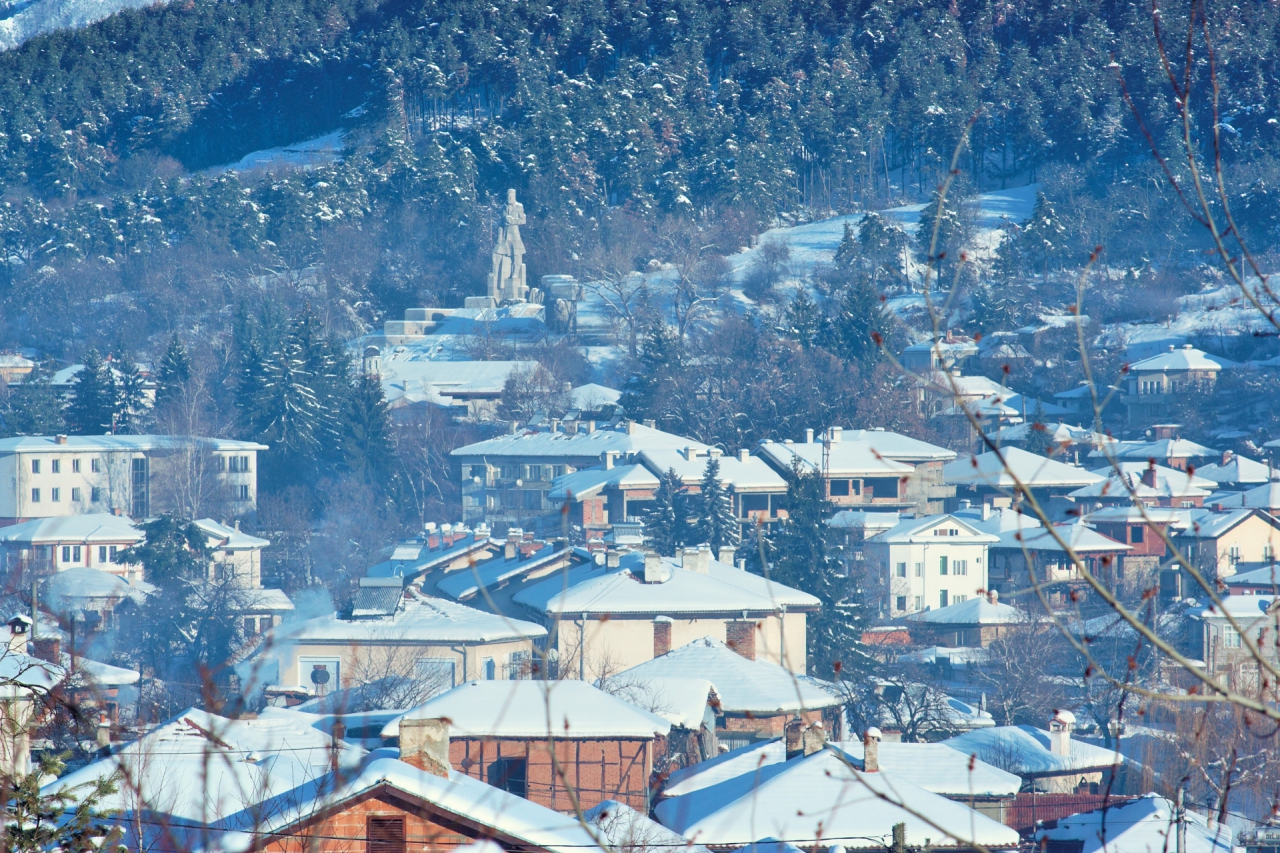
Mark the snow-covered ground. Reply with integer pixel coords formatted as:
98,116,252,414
208,130,347,175
0,0,155,49
1096,281,1280,358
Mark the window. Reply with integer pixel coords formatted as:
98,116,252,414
61,546,81,564
1180,501,1194,508
91,487,102,503
98,546,107,563
954,559,968,576
1224,626,1241,649
1131,526,1145,543
71,487,81,502
500,465,519,480
470,464,487,479
829,479,850,497
953,594,968,604
939,590,949,608
1229,545,1241,563
914,562,922,577
553,465,567,478
939,556,948,575
895,562,907,578
896,596,907,612
416,658,457,691
742,494,769,512
483,657,496,680
244,617,259,635
527,465,543,481
487,758,528,797
366,816,406,853
61,546,71,563
50,459,60,474
50,488,60,502
131,457,148,518
109,546,118,562
913,596,922,610
30,488,40,503
507,650,532,679
237,484,251,501
215,456,226,473
30,459,40,474
91,458,101,473
523,490,542,510
72,459,81,473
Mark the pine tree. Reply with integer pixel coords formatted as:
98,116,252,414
620,322,684,426
1023,399,1055,456
1016,192,1069,277
115,358,149,434
155,334,192,410
117,514,212,585
820,267,894,367
857,213,910,289
344,373,396,487
765,465,872,679
916,184,972,284
832,222,859,270
645,468,694,557
0,372,65,436
64,349,119,435
783,287,823,349
253,331,323,488
697,455,740,551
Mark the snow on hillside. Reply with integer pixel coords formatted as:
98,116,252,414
0,0,156,50
208,130,347,175
1096,281,1280,358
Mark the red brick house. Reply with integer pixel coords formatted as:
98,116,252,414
379,680,670,814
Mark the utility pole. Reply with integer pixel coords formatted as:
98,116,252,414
30,577,37,642
892,822,906,853
1175,784,1187,853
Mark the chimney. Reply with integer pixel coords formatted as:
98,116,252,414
550,418,560,433
643,552,669,583
1048,710,1075,757
399,717,450,776
586,421,596,433
96,715,111,750
509,421,519,435
982,502,991,522
607,550,623,568
32,637,60,663
331,720,347,773
802,721,826,756
625,420,636,435
987,589,999,605
562,381,573,392
805,428,814,444
7,615,31,655
725,619,756,660
473,523,490,542
1223,450,1234,466
653,616,672,656
718,545,736,566
683,446,699,461
828,426,842,443
785,717,804,759
1142,464,1158,489
863,727,881,772
505,529,521,560
738,449,750,463
55,434,67,445
602,451,618,470
643,419,656,429
681,546,710,574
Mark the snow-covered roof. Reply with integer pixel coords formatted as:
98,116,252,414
833,429,957,462
434,543,572,601
596,675,714,729
1194,593,1277,622
212,756,607,853
755,439,915,479
613,638,841,716
1196,454,1276,485
1085,506,1192,527
274,589,546,645
0,649,63,698
380,679,671,739
0,435,267,453
367,530,493,581
41,567,149,608
512,551,819,616
232,588,295,612
942,725,1122,776
380,359,537,398
548,463,659,501
1035,793,1233,853
1088,461,1217,489
829,741,1022,797
568,383,623,410
896,646,989,666
1180,508,1278,540
195,519,270,550
1224,564,1280,589
944,447,1104,490
869,514,1000,544
638,450,788,491
43,708,367,849
906,596,1030,626
451,422,709,461
827,509,901,530
586,800,712,853
653,748,1020,850
991,422,1099,445
993,522,1130,554
0,513,143,545
1088,439,1219,463
1207,481,1280,510
59,653,140,688
1127,345,1239,373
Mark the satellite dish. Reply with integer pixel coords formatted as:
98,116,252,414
310,667,331,685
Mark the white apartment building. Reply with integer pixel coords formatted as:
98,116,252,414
864,514,998,617
0,435,267,525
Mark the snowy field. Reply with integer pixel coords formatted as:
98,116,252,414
208,130,347,175
0,0,154,49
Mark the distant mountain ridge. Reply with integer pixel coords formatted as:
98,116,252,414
0,0,159,50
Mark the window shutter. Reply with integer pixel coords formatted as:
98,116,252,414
366,816,405,853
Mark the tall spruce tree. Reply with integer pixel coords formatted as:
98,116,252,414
155,335,192,411
64,349,119,435
344,373,396,488
0,372,65,436
783,287,823,349
252,330,323,488
645,468,694,557
116,358,149,434
697,455,739,551
820,267,894,367
766,465,871,679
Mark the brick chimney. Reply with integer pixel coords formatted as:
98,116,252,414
802,721,826,756
32,637,60,663
1048,710,1075,757
399,718,450,776
504,529,521,560
725,620,756,660
863,727,881,772
785,717,804,759
653,616,672,657
1142,463,1158,489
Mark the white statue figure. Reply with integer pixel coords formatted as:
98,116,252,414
487,189,528,302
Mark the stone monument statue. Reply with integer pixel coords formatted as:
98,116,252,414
487,189,528,303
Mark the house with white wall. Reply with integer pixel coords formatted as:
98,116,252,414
864,514,998,617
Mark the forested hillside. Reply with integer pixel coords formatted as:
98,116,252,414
2,0,1279,356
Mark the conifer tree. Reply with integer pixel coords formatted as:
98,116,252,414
1016,192,1069,277
116,358,149,434
645,468,694,557
155,334,192,411
783,287,823,349
620,322,684,425
0,372,65,436
344,373,396,488
820,267,894,367
857,213,910,288
697,455,740,551
253,331,323,487
765,465,871,679
64,349,119,435
832,222,859,270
